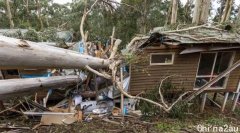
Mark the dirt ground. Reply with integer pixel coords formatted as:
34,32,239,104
0,105,240,133
0,95,240,133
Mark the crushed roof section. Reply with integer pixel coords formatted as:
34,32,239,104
133,25,240,49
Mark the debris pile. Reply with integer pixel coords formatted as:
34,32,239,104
0,32,141,132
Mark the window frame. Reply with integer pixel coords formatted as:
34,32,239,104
194,51,235,90
150,52,175,66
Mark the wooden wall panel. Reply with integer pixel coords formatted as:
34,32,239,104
130,48,240,95
129,48,200,95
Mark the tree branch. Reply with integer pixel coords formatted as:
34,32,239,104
80,0,99,54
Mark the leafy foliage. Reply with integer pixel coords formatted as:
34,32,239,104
138,80,187,119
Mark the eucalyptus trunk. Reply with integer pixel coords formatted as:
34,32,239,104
0,35,110,69
5,0,14,28
220,0,233,23
170,0,178,24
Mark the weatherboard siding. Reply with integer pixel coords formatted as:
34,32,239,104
129,48,200,95
129,48,240,95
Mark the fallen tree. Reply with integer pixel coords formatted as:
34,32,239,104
0,35,110,69
0,75,86,99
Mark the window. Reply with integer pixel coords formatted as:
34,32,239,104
195,52,234,89
150,53,174,65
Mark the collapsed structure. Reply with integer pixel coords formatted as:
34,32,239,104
0,25,239,126
127,25,240,112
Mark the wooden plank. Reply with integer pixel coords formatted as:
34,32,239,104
221,92,229,112
232,92,240,111
200,93,207,113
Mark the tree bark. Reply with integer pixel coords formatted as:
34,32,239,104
220,0,233,23
192,0,210,25
5,0,14,28
192,0,201,24
0,35,110,69
199,0,210,24
35,0,43,30
165,0,172,26
140,0,147,34
170,0,178,24
0,75,86,99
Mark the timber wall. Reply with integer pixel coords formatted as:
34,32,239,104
129,48,240,95
129,48,200,95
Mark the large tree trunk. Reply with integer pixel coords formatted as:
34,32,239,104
139,0,147,34
0,75,86,99
170,0,178,24
220,0,233,23
5,0,14,28
192,0,201,24
165,0,172,26
35,0,43,30
199,0,211,24
192,0,210,25
0,35,110,69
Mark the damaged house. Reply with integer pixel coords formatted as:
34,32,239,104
128,26,240,112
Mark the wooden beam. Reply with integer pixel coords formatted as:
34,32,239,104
221,92,229,112
0,35,110,69
0,75,86,99
232,81,240,111
208,96,221,108
200,93,207,113
120,67,124,115
232,92,240,112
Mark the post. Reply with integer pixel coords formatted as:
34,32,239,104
0,70,3,79
211,93,218,106
120,67,124,115
232,92,240,112
200,93,207,113
232,81,240,111
221,92,229,112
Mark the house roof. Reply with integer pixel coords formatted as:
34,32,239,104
135,25,240,49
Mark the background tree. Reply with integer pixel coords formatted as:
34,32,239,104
220,0,233,23
5,0,14,28
192,0,211,25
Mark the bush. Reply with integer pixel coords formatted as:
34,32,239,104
138,86,162,117
138,80,188,119
168,101,188,120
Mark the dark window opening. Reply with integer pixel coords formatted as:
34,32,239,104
195,52,233,89
150,53,174,65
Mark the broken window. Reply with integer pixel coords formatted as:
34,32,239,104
150,53,174,65
195,52,234,89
